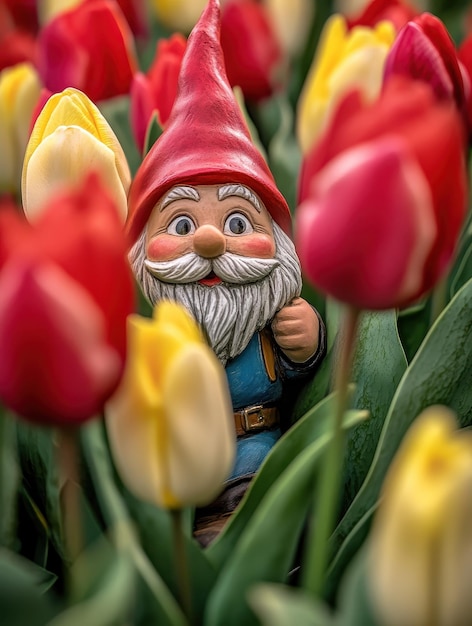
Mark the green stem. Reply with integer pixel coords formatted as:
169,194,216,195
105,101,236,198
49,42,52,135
429,277,448,326
0,410,18,547
57,427,82,566
82,420,187,626
170,509,192,623
301,305,361,597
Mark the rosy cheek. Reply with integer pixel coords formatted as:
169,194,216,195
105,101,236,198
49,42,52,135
147,236,187,261
232,234,275,258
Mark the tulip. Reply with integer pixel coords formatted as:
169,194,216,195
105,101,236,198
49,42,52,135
220,0,283,102
22,87,131,222
263,0,315,58
368,406,472,626
2,0,39,33
0,63,41,194
36,0,138,102
106,301,235,509
384,13,468,121
296,14,395,154
296,78,467,310
0,173,135,425
347,0,418,32
130,33,186,153
39,0,148,39
149,0,207,33
0,4,37,71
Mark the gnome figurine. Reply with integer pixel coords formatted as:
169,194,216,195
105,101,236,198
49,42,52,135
126,0,326,545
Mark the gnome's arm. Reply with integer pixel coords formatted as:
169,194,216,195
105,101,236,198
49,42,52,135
271,298,326,376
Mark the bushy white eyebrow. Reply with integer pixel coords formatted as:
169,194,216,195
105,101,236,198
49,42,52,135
217,184,262,212
161,186,200,209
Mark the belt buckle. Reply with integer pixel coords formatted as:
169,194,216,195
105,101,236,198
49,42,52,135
242,404,266,432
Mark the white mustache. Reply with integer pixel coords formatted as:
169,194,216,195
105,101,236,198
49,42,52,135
144,252,279,284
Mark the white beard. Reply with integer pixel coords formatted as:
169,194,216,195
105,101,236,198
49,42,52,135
129,221,302,365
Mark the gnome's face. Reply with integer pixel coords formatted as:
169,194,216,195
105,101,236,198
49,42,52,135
145,184,276,280
129,183,302,364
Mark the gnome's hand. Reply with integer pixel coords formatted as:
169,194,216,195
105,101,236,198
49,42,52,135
271,297,320,363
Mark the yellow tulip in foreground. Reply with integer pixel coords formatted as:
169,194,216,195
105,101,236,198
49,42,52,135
21,87,130,222
106,302,235,509
368,406,472,626
0,63,41,194
296,14,395,154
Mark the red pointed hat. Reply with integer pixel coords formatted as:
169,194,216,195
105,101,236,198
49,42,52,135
125,0,292,245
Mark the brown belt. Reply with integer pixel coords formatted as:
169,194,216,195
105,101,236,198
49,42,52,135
233,404,279,437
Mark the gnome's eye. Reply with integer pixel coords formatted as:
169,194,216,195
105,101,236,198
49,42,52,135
224,213,254,235
167,216,196,236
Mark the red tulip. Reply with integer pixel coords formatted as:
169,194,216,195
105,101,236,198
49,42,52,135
1,0,38,34
296,78,467,309
130,33,186,152
0,3,37,71
457,34,472,131
384,13,468,122
220,0,283,101
0,173,135,424
347,0,418,32
36,0,138,102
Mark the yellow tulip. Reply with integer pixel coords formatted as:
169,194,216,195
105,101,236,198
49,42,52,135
150,0,207,33
296,14,395,154
106,302,235,509
264,0,315,58
21,87,130,222
0,63,41,195
39,0,82,24
368,406,472,626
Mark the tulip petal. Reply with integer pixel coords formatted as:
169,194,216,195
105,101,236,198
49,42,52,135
0,260,120,424
23,126,128,222
164,344,235,506
296,137,436,309
368,406,472,626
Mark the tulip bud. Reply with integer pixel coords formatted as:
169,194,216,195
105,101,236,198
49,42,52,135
22,87,131,222
296,14,395,154
264,0,315,58
36,0,138,102
346,0,419,32
130,33,186,152
384,13,468,121
0,63,41,194
220,0,283,102
368,406,472,626
0,174,135,425
106,301,235,509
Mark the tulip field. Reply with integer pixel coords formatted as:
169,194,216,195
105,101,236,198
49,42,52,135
1,0,472,625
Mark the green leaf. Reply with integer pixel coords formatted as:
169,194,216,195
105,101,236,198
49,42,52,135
0,548,56,626
248,583,334,626
267,94,301,211
396,299,431,362
81,421,187,626
292,297,342,420
49,539,135,626
98,95,141,175
16,422,64,561
143,111,163,156
204,410,368,626
343,310,407,506
0,410,19,548
336,546,380,626
207,388,361,568
331,277,472,575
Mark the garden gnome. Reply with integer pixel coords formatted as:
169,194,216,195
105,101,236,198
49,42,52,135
126,0,326,545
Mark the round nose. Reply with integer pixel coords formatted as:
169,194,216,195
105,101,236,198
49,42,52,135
193,225,226,258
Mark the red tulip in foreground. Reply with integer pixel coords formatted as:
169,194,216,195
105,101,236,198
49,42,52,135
296,78,467,310
36,0,138,102
0,174,135,425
